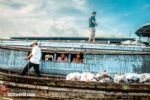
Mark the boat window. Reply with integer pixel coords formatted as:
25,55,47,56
56,53,69,62
71,53,83,63
42,52,54,61
41,52,83,63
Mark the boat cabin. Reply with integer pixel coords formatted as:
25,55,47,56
0,38,150,75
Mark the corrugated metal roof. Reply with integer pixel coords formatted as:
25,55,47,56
11,37,135,41
0,39,150,52
136,23,150,37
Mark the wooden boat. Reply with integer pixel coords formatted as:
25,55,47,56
0,69,150,99
0,39,150,99
0,39,150,75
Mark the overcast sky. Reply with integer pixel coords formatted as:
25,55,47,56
0,0,150,39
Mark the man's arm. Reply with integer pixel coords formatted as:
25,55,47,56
92,20,97,24
92,17,97,26
26,48,35,60
26,53,33,60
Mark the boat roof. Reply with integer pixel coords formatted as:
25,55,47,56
0,39,150,52
10,37,135,43
136,23,150,37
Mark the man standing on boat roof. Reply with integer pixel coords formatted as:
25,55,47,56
20,40,41,77
88,11,98,43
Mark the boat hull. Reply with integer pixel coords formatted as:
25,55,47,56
0,70,150,99
1,82,150,100
0,46,150,75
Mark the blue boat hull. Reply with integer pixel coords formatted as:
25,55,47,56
0,47,150,75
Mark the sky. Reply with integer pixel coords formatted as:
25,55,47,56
0,0,150,39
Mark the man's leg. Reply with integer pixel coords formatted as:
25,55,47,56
92,38,95,43
20,62,32,75
92,28,96,43
88,37,92,43
88,28,92,43
33,64,41,77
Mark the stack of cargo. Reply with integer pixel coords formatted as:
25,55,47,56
66,71,150,84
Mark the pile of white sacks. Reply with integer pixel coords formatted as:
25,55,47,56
66,71,150,84
66,71,113,83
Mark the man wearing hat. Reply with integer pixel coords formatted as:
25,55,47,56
20,40,41,77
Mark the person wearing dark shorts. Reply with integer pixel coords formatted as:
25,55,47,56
20,41,41,77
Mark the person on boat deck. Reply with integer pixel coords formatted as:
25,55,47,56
72,53,83,63
45,55,53,61
57,53,68,62
20,41,41,77
88,11,98,43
